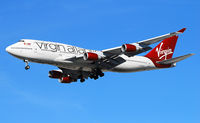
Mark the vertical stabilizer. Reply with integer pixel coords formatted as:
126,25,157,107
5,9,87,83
145,35,178,62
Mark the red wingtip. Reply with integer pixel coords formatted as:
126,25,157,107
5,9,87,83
178,28,186,33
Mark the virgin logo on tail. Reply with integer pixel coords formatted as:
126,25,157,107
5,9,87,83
156,42,173,60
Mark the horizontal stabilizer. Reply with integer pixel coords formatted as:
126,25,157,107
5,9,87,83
156,53,194,65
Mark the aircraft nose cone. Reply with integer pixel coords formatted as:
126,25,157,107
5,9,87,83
6,44,21,57
6,45,11,53
6,45,15,55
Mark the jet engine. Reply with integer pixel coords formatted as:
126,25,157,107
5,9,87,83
48,70,63,79
59,76,72,83
121,44,137,52
83,52,101,61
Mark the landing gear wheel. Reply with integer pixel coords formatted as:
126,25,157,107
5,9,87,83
94,76,98,80
80,79,85,83
24,60,30,70
99,73,104,77
25,65,30,70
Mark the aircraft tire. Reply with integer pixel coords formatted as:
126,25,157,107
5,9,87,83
80,79,85,83
25,65,30,70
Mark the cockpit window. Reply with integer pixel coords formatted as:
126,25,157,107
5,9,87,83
18,40,24,42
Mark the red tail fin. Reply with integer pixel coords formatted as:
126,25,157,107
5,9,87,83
145,35,178,62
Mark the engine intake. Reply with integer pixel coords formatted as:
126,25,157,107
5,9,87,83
49,70,63,79
83,52,100,61
121,44,137,52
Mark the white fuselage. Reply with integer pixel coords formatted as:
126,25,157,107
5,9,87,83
6,39,158,73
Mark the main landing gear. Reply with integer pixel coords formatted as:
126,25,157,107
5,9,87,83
89,69,104,80
24,60,30,70
79,75,85,83
80,78,85,83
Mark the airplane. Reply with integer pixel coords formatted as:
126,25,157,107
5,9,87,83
6,28,194,83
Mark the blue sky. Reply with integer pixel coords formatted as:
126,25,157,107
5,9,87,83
0,0,199,123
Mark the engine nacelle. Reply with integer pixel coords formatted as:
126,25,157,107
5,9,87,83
49,70,63,79
59,76,72,83
83,52,101,61
121,44,137,52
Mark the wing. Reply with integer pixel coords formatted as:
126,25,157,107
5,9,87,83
49,68,91,83
102,28,186,56
50,54,126,83
49,67,106,83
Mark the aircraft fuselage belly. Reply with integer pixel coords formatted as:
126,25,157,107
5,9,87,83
109,55,156,73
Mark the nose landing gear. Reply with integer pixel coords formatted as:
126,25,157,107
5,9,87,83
24,60,30,70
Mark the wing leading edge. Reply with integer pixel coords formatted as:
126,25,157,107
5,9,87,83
102,28,186,56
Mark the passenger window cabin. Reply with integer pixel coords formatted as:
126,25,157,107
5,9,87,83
19,40,24,42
